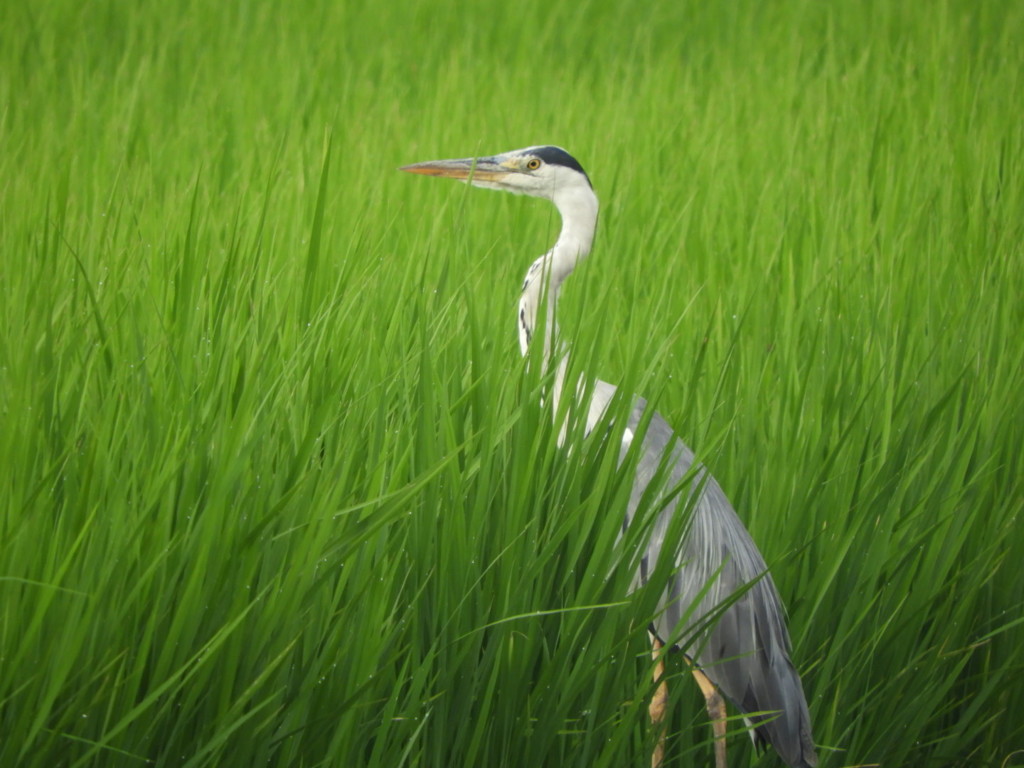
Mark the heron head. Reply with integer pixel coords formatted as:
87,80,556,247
400,145,592,201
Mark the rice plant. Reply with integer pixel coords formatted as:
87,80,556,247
1,1,1021,766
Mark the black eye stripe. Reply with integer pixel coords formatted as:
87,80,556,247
524,146,592,187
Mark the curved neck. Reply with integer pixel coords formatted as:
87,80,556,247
517,184,599,365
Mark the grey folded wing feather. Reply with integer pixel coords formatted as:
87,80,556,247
617,390,817,768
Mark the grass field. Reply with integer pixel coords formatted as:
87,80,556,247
2,1,1023,766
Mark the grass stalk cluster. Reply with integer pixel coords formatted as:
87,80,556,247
1,1,1022,765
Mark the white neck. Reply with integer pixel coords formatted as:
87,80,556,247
517,183,599,369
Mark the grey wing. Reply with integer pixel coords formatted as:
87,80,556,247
620,395,817,768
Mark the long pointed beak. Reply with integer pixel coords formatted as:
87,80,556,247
399,155,511,183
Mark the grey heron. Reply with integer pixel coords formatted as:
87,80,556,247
401,146,817,768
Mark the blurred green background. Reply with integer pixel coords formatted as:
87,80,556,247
2,1,1022,766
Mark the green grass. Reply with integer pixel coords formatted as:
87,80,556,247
2,0,1023,766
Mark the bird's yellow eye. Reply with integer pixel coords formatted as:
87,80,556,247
526,158,541,170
